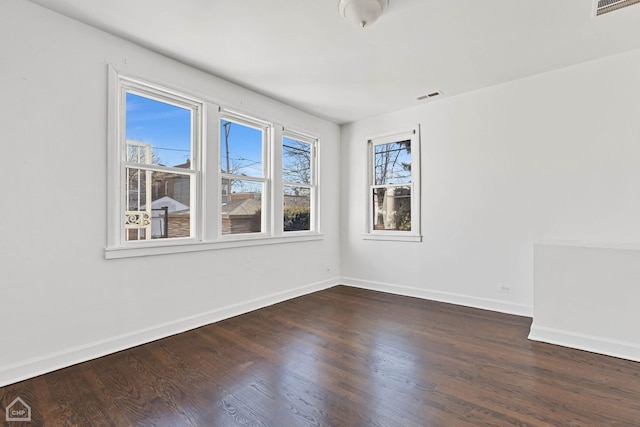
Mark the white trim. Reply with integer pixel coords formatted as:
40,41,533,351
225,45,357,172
413,125,422,237
366,127,416,145
106,65,261,121
107,66,323,256
0,278,339,388
528,324,640,363
218,112,270,238
341,277,533,317
283,128,318,143
272,125,285,234
105,233,324,259
109,68,205,247
314,137,322,234
365,126,421,239
106,65,121,249
281,129,319,234
203,104,220,241
118,74,205,107
535,238,640,251
220,107,272,130
362,233,422,242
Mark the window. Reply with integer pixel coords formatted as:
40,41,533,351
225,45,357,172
220,114,269,236
366,128,421,242
282,131,317,232
107,67,321,258
115,78,201,245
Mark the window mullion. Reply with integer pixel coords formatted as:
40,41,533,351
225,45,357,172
410,126,421,237
371,183,408,190
272,126,284,236
122,162,197,176
200,103,217,241
311,141,318,233
282,181,312,188
220,174,267,184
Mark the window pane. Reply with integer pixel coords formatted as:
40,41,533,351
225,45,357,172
221,178,263,235
374,140,411,185
125,168,191,240
372,186,411,231
220,120,263,177
283,137,311,184
284,186,311,231
126,92,192,168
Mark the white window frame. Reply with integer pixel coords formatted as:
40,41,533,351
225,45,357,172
364,126,422,242
106,66,322,259
107,69,204,249
280,129,319,235
218,110,271,240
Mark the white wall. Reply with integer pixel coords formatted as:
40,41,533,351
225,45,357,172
4,0,640,386
341,47,640,317
530,241,640,362
0,0,340,386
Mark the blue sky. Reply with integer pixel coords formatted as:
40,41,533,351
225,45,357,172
221,120,263,177
126,92,192,167
126,92,264,173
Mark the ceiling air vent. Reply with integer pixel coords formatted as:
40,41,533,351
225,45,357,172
596,0,640,15
417,91,441,101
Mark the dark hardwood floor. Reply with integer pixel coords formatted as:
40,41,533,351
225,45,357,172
2,286,639,426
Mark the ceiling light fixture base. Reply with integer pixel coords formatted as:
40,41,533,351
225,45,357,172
338,0,389,28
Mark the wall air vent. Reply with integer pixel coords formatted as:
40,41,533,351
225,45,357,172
596,0,640,15
417,91,441,101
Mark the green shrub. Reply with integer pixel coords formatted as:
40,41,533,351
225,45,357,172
284,206,310,231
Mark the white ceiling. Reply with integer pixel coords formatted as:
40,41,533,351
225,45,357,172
27,0,640,124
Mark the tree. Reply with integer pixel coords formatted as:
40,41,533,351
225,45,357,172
283,139,311,184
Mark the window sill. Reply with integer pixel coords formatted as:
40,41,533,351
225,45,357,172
362,233,422,242
105,233,324,259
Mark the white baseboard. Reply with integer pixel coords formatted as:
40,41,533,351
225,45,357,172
0,278,339,388
8,277,635,388
340,277,533,317
528,323,640,362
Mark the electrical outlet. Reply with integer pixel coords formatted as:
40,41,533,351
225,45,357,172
498,284,513,294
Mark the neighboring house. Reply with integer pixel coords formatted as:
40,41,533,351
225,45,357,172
152,159,191,207
284,193,310,209
222,191,312,234
126,142,192,240
221,197,261,234
147,196,190,239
